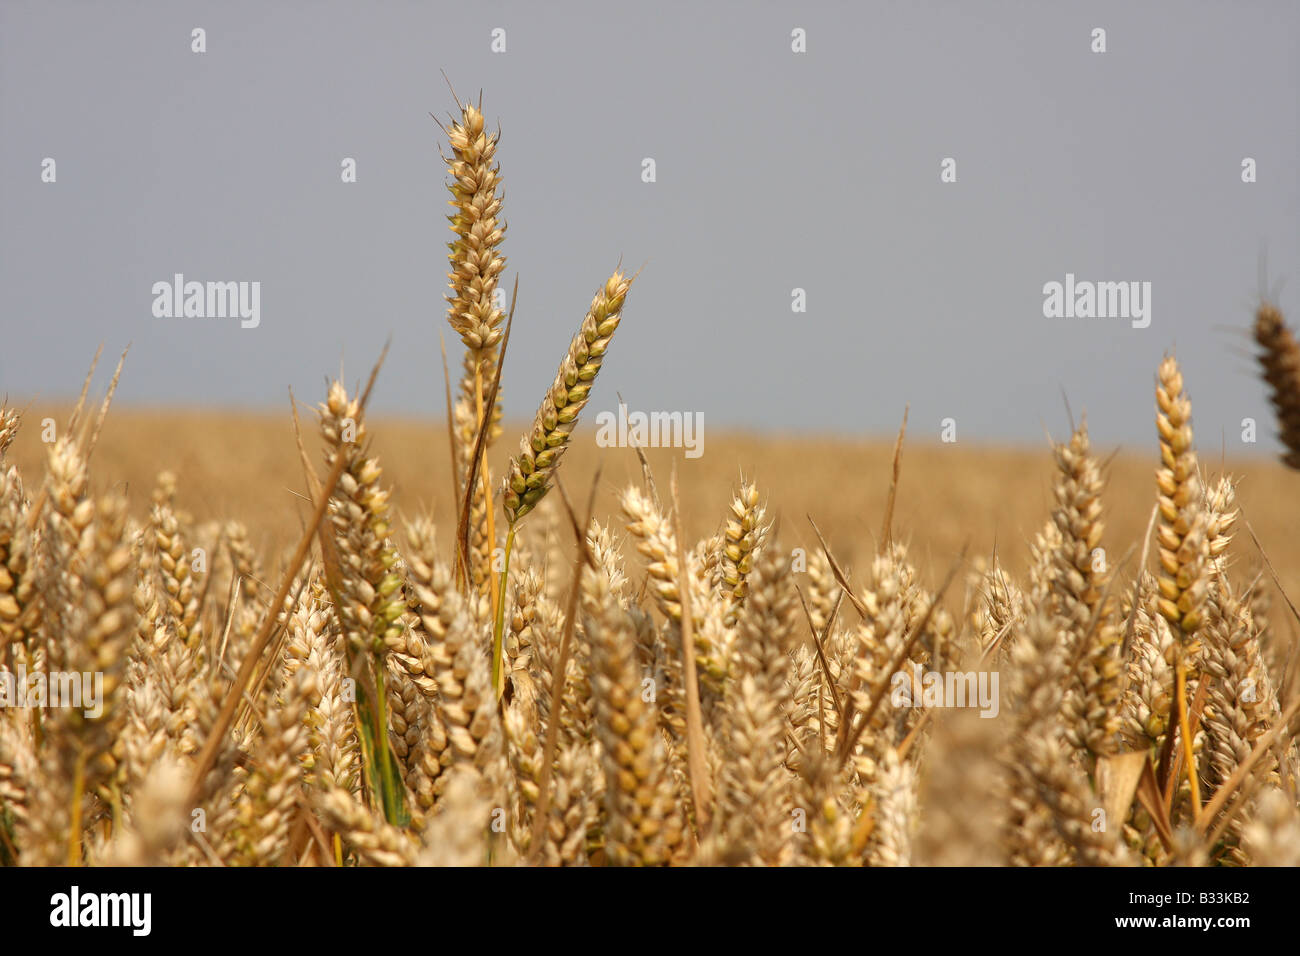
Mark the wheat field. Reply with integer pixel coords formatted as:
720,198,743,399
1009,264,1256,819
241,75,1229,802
4,407,1300,623
3,98,1300,868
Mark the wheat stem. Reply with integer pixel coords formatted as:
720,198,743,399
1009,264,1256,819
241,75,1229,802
491,525,516,699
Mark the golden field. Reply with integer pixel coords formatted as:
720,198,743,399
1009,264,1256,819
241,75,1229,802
8,404,1298,617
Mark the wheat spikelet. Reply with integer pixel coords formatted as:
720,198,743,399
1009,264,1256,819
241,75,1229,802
586,520,628,597
502,701,594,865
502,702,542,841
152,622,207,762
698,532,724,594
0,406,32,648
13,748,74,867
439,98,508,578
1154,355,1215,813
621,486,686,621
453,624,507,793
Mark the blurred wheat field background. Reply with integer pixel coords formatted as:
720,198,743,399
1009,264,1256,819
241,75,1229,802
6,406,1298,612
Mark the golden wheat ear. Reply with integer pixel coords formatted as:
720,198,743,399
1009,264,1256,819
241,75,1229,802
503,270,633,527
1254,302,1300,470
1154,354,1211,815
1048,422,1122,765
1155,355,1209,642
442,100,507,358
441,95,509,628
489,271,633,696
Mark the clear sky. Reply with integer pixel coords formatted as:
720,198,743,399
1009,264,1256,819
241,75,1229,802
1,1,1296,450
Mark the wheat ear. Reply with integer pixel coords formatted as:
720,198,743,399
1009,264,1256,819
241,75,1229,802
443,101,507,360
1253,302,1300,469
1049,422,1122,761
503,271,632,526
719,480,768,625
715,539,798,865
318,379,406,822
585,563,682,865
1155,354,1209,812
493,270,632,694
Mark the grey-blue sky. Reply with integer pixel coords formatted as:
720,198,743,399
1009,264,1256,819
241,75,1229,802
1,1,1296,451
